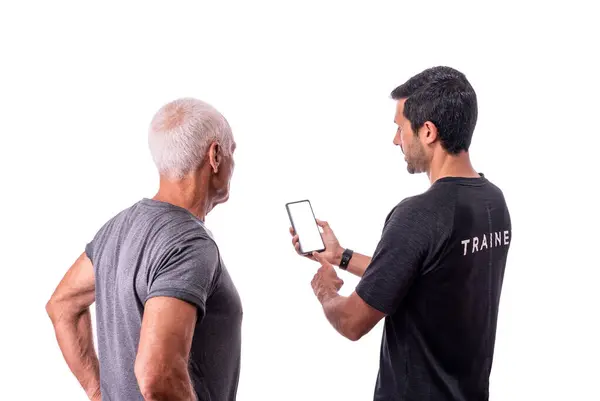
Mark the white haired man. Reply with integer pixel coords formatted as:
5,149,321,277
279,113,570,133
46,98,242,401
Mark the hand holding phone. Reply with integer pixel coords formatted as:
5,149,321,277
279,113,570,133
286,200,325,255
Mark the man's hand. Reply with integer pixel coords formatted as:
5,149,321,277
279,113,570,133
310,251,344,303
46,252,101,401
290,219,372,277
290,219,344,265
310,252,385,341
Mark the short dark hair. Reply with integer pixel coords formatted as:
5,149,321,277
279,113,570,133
391,66,478,154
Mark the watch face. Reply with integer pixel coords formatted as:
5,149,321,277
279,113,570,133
340,250,351,269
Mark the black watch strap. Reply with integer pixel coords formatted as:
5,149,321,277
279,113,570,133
339,248,353,270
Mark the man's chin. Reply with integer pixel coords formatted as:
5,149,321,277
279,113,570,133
214,193,230,207
406,165,425,175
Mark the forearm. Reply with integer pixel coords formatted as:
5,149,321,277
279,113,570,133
50,308,101,400
318,290,360,341
332,247,371,278
344,252,372,277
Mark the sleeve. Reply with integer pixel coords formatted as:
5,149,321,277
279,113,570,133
85,241,94,263
355,200,434,315
146,235,220,319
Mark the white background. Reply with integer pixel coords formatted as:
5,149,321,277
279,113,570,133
1,1,599,400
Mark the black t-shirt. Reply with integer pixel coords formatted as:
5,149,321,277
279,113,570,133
356,175,512,401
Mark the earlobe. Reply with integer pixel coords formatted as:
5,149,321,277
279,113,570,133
424,121,438,144
209,143,220,174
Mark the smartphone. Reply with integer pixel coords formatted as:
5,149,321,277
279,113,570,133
286,199,325,255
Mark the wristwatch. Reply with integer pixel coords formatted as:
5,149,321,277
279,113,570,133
339,248,353,270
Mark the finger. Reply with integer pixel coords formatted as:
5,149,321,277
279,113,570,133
295,243,313,259
289,226,295,236
292,234,299,246
312,251,325,264
312,251,332,267
315,219,330,232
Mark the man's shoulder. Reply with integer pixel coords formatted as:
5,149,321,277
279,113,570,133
90,199,215,249
145,210,216,252
382,186,461,239
389,189,453,221
395,175,506,214
88,201,139,241
388,176,509,233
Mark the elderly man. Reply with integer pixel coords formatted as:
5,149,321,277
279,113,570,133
291,66,512,401
46,98,242,401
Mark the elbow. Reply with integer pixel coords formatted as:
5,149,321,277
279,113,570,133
345,328,365,342
45,297,73,326
46,296,89,326
135,359,187,401
343,321,367,342
135,366,162,400
45,298,60,324
135,362,159,400
137,381,164,401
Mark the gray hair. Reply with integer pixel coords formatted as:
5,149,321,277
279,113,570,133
148,98,233,180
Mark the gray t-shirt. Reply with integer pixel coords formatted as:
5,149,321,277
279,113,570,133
85,198,242,401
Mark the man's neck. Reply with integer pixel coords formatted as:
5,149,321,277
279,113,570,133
153,176,211,221
427,151,480,185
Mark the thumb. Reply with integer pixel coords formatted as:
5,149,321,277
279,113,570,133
312,251,326,264
315,219,331,232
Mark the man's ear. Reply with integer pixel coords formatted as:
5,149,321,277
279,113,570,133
421,121,439,146
208,142,221,173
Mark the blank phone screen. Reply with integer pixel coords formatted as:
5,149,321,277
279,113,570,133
287,200,325,254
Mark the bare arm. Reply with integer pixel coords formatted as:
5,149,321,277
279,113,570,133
320,291,385,341
340,251,372,278
46,252,101,401
291,219,372,277
311,253,385,341
134,297,198,401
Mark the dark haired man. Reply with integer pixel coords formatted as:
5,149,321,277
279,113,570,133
291,66,512,400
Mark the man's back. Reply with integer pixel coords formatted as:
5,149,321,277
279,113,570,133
357,175,511,400
85,198,242,401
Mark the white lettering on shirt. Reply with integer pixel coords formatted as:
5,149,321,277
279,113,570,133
462,230,511,256
461,239,470,256
495,232,502,247
481,234,488,250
